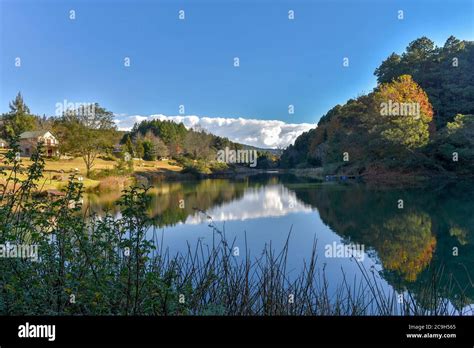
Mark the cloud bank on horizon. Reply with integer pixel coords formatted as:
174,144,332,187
115,114,315,149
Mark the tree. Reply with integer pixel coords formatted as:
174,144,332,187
153,136,169,159
123,119,240,160
124,135,135,157
375,36,474,128
2,92,38,138
184,129,214,160
433,114,474,173
54,103,117,176
372,75,433,151
404,37,436,61
142,140,156,161
168,139,183,157
280,128,317,167
130,119,187,148
374,53,403,85
136,131,170,161
281,74,434,171
134,138,145,159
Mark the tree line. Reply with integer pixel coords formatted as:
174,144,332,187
280,36,474,177
121,119,242,163
0,95,120,176
0,94,267,176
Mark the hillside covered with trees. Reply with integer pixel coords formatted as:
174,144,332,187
280,36,474,178
122,120,240,162
122,119,279,172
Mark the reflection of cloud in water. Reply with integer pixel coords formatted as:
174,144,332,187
185,185,313,224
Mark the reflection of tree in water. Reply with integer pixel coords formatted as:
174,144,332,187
84,177,287,228
148,179,248,227
378,213,436,282
85,179,249,227
295,185,437,281
83,176,473,309
290,181,474,309
404,182,474,310
83,190,123,215
449,226,468,245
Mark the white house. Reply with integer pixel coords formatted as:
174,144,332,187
19,131,59,157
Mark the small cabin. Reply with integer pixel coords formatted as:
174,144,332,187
0,138,7,149
19,131,59,157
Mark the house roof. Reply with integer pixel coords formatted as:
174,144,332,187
19,131,54,139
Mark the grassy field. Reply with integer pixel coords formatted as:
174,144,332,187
19,156,182,174
0,151,183,191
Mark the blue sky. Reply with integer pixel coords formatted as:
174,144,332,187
0,0,473,147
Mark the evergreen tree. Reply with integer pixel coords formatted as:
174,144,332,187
2,92,38,137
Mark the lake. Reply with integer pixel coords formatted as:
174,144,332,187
84,174,474,314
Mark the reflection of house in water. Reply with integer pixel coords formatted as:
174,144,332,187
19,131,59,157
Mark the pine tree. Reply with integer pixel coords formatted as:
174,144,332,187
3,92,38,137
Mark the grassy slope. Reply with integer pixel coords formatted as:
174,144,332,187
0,151,183,191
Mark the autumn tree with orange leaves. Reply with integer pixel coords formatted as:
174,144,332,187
372,74,434,150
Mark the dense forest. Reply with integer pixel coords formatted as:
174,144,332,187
280,36,474,178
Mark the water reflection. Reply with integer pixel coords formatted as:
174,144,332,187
185,184,312,224
290,179,474,309
84,175,474,309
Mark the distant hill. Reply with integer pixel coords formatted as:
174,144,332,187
241,145,283,156
280,36,474,178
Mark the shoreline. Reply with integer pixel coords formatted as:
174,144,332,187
4,158,472,195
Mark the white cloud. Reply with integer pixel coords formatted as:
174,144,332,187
114,114,315,149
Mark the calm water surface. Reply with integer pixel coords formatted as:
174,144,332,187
84,174,474,313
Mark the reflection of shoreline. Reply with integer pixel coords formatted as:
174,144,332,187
292,185,438,281
185,185,313,224
82,177,474,309
289,181,474,309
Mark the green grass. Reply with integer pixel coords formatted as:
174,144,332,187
0,151,183,191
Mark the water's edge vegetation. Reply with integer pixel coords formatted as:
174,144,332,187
1,146,472,316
